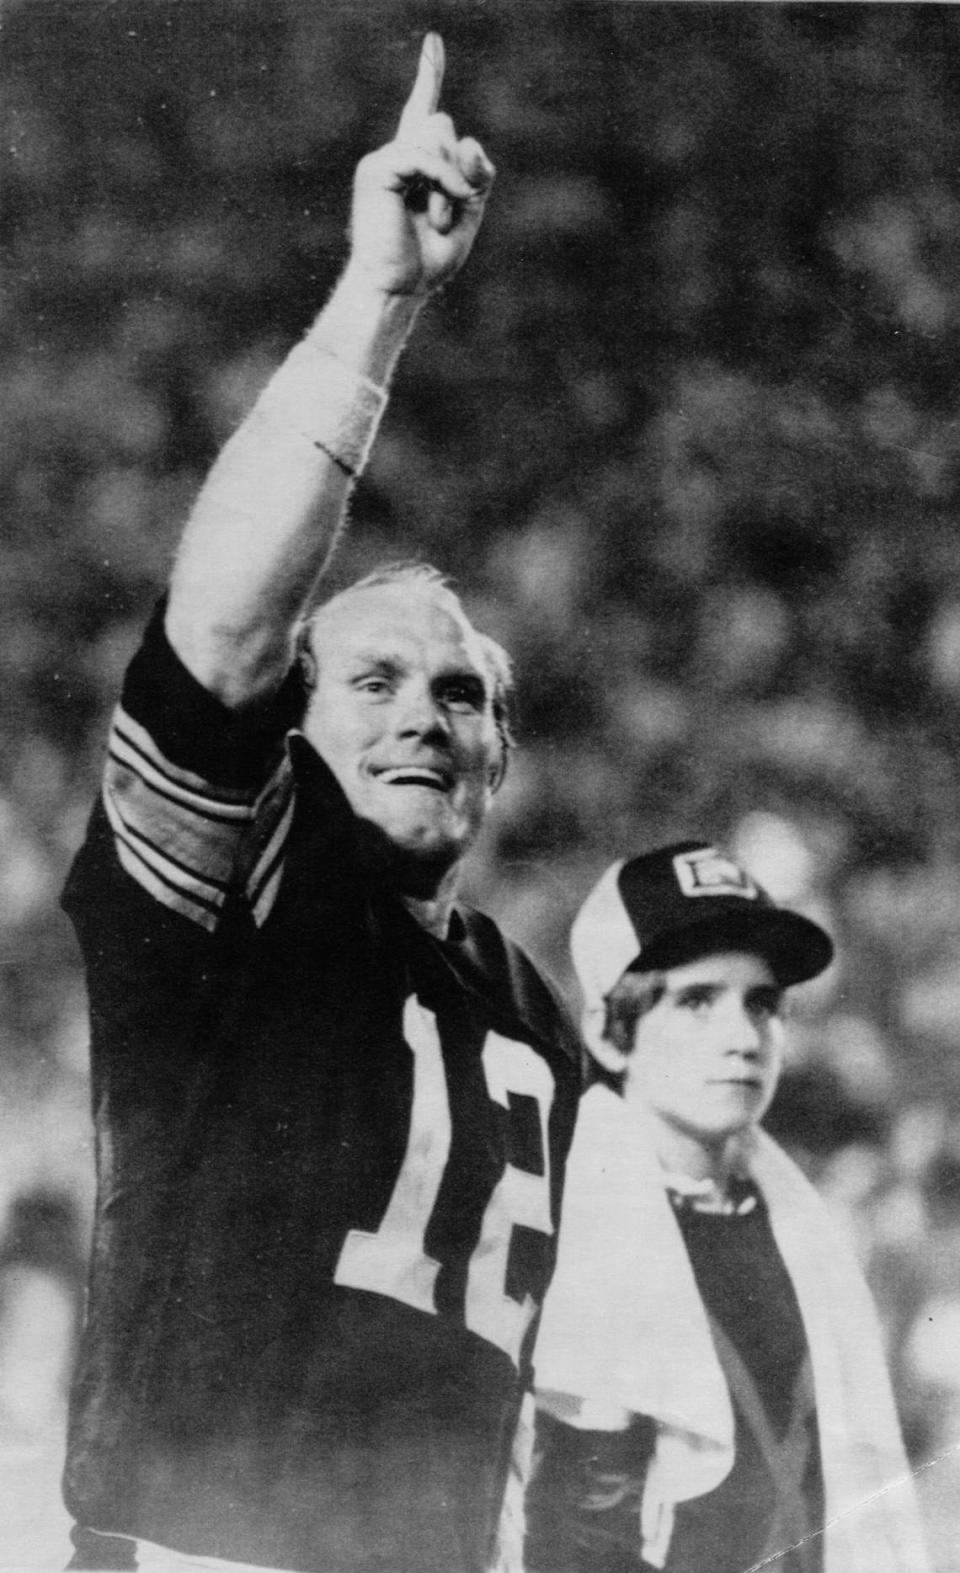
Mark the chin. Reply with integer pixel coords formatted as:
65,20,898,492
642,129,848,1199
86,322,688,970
389,802,480,858
392,838,467,897
353,815,465,893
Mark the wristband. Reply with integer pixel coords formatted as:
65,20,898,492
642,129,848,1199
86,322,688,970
253,339,388,478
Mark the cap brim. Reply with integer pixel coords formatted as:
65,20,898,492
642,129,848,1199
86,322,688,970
633,907,834,987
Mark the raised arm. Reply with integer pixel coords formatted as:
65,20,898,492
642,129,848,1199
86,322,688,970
166,33,494,707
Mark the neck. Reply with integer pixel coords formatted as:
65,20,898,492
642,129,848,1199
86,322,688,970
400,890,453,939
648,1112,745,1190
352,821,461,932
400,861,460,939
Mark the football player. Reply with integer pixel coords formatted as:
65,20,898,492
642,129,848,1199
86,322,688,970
62,35,579,1573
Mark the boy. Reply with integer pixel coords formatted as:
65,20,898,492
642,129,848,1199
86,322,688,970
526,841,929,1573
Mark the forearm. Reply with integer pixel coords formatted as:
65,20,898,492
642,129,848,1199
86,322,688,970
166,270,423,707
166,32,492,709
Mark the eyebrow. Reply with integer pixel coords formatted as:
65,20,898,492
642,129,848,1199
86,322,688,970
749,984,785,1007
346,653,405,674
666,980,784,1000
344,652,490,693
436,670,487,693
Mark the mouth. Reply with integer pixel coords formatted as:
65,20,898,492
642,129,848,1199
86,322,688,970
371,765,454,793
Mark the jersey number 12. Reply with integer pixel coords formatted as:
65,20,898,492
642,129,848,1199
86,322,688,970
334,996,555,1366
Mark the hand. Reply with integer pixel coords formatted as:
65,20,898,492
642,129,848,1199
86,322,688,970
347,33,495,297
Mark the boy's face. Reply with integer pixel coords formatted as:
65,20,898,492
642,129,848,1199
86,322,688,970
624,950,786,1150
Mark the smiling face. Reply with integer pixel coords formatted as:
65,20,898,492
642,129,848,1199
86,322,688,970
621,951,786,1169
301,583,503,890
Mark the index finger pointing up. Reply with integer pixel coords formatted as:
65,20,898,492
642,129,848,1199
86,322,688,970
397,32,445,135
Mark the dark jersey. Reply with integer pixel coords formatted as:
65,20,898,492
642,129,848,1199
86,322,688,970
62,606,580,1573
525,1186,824,1573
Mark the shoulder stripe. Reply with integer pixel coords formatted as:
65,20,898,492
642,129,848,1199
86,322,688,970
105,793,231,894
246,794,295,909
251,860,285,929
114,843,220,933
105,756,243,887
102,706,297,931
113,706,257,802
238,756,296,928
112,711,258,820
105,792,223,932
108,744,256,829
113,837,222,917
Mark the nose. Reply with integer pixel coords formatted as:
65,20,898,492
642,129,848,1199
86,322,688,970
721,998,764,1058
394,681,450,742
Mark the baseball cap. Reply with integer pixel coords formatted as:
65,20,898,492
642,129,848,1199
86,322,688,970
570,840,834,1015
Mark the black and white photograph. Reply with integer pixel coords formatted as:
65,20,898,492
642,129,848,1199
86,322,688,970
2,3,960,1569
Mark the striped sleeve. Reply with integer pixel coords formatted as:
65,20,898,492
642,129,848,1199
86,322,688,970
103,702,294,932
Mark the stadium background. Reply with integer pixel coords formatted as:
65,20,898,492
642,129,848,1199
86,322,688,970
4,0,960,1563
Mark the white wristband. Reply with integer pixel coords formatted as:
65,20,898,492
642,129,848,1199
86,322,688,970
253,339,388,478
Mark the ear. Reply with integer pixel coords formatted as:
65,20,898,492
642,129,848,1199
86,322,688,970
297,622,318,690
487,740,508,794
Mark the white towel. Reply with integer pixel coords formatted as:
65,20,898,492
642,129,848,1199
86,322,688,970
532,1083,930,1572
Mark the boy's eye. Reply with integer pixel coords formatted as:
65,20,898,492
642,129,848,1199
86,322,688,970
675,987,716,1012
748,988,784,1020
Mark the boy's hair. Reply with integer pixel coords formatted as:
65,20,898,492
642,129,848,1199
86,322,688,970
589,968,667,1090
601,968,667,1059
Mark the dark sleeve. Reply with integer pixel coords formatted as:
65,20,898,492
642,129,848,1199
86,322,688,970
64,598,305,936
524,1409,657,1573
121,596,306,789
